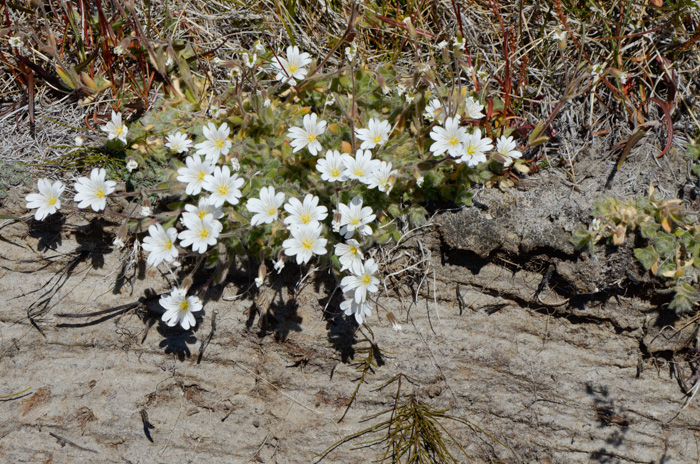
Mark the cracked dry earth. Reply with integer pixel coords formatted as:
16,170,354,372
1,146,700,463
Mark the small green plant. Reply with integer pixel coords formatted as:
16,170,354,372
0,161,31,201
317,373,502,463
572,185,700,314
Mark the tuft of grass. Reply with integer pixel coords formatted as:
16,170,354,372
317,373,504,463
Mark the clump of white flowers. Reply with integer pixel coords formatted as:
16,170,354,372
23,42,531,335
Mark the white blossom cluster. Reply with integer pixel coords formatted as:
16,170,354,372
423,98,522,167
24,45,525,331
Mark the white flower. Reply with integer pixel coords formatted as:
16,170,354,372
271,45,312,86
436,40,448,50
254,40,265,56
416,175,424,188
113,45,125,55
160,287,202,330
429,115,467,158
126,158,138,172
183,196,224,221
9,36,22,50
140,206,152,217
396,83,406,96
459,129,493,167
178,214,222,254
552,28,566,41
355,118,391,150
619,72,629,85
476,69,489,81
73,168,117,212
177,155,215,196
338,197,375,239
274,257,285,274
345,42,358,61
230,158,240,172
325,94,336,106
405,89,416,104
243,52,256,68
453,36,465,48
282,222,328,265
263,98,271,107
113,236,125,249
366,161,397,193
340,293,372,325
332,210,342,233
101,111,128,144
283,194,327,229
287,113,326,156
165,56,174,67
75,135,85,146
591,63,604,82
210,104,227,118
344,149,381,184
195,122,232,163
142,223,178,267
166,131,193,153
316,150,350,182
202,165,245,207
247,186,286,226
464,96,485,119
335,239,364,272
25,179,64,221
341,258,380,303
495,135,522,166
424,98,445,124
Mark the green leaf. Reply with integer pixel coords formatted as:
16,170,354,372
654,233,676,257
639,221,658,239
571,229,592,251
634,246,659,271
387,204,401,218
376,232,391,244
668,282,698,314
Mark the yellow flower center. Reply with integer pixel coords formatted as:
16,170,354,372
215,138,225,149
164,240,172,250
354,169,364,177
330,168,340,177
179,300,190,312
301,238,313,249
47,196,57,206
116,125,124,135
199,228,209,239
350,246,357,255
198,172,206,181
351,218,359,225
300,214,311,224
362,275,371,285
288,64,298,73
217,185,229,196
95,189,105,199
198,211,207,219
268,208,277,216
448,136,459,146
307,134,317,142
466,144,476,155
373,135,382,144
